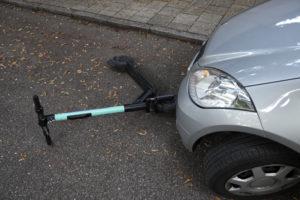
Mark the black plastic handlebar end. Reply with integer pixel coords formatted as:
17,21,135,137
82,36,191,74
33,95,40,107
45,134,53,146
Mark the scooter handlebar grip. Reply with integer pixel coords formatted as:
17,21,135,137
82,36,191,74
33,95,43,112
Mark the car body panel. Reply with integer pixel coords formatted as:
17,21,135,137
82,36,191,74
247,79,300,153
194,0,300,86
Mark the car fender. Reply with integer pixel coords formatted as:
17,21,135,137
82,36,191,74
247,79,300,154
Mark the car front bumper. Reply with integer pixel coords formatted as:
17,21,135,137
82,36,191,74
176,77,264,151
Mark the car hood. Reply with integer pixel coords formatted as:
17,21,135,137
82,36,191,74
195,0,300,87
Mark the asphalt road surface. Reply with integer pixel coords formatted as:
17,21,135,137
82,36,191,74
0,3,299,200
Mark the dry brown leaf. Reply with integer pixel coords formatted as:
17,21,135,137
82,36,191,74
19,152,27,161
184,177,192,184
137,129,147,136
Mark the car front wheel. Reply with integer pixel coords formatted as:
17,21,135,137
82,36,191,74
203,135,300,199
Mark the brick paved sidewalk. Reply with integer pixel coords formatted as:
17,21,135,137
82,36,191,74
2,0,268,41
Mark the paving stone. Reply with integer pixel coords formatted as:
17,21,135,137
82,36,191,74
192,0,212,8
71,4,94,11
146,0,168,10
205,5,228,15
210,0,234,8
85,4,105,13
73,0,98,8
99,9,119,16
128,2,149,10
50,0,80,8
115,8,138,19
172,13,198,26
183,6,204,15
189,22,215,35
130,15,151,23
148,14,174,26
234,0,256,7
103,2,125,11
168,22,191,31
167,0,190,9
158,6,182,17
96,2,125,16
134,8,158,18
196,12,223,24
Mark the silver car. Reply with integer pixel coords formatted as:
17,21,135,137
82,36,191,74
176,0,300,198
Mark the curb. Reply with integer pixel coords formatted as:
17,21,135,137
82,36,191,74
2,0,206,43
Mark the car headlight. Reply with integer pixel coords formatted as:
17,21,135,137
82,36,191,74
188,68,255,111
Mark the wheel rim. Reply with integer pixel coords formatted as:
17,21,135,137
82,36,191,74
225,164,300,196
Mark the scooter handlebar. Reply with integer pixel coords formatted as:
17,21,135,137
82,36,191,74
33,95,53,145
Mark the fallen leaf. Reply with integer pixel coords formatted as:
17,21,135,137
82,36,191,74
61,91,69,95
184,177,192,184
143,151,151,155
137,129,147,136
19,152,27,161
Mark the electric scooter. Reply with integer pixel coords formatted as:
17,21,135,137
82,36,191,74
33,56,176,145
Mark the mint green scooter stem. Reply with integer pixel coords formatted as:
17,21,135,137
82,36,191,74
54,106,125,121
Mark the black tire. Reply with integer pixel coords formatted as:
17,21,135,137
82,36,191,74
203,135,300,199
